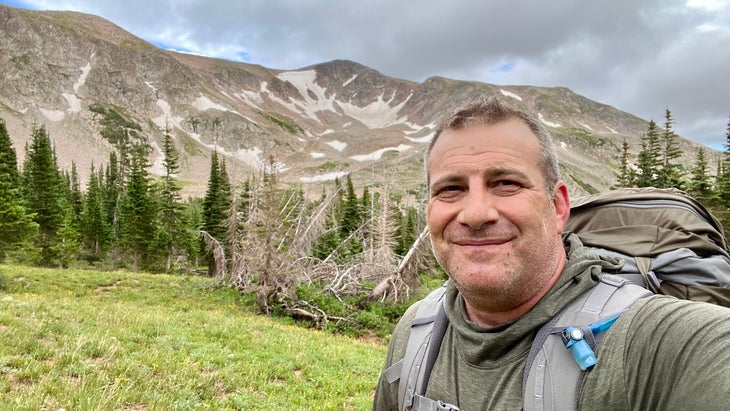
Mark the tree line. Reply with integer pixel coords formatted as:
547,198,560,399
0,118,430,329
3,108,730,329
614,109,730,227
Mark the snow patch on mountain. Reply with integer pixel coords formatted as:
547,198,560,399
343,74,358,87
234,147,265,169
193,95,231,112
148,139,165,176
310,152,326,158
538,113,561,128
406,133,434,144
62,93,82,113
73,61,92,93
300,171,349,183
337,91,412,129
350,144,412,161
500,89,522,101
60,60,93,114
153,99,185,130
327,140,347,151
274,70,337,121
236,89,264,109
579,122,594,131
40,108,65,122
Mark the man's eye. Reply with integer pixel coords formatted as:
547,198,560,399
493,180,522,193
434,185,463,198
497,180,520,187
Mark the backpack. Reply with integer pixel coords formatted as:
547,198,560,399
566,187,730,306
383,187,730,411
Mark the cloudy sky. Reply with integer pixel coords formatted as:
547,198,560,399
3,0,729,148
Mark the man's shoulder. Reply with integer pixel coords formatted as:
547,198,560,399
613,294,730,351
627,294,729,323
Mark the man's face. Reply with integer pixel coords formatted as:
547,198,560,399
426,119,569,311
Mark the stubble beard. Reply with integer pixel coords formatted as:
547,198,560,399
438,214,560,314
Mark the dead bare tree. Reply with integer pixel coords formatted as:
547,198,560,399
363,226,431,303
202,160,434,328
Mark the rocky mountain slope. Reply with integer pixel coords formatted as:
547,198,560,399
0,5,709,198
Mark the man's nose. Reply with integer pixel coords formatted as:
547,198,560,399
456,187,499,230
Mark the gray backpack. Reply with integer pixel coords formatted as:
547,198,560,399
383,187,730,410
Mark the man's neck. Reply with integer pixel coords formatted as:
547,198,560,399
463,261,566,329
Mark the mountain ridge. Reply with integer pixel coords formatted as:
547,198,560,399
0,4,709,197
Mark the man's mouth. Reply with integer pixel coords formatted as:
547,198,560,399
454,238,511,247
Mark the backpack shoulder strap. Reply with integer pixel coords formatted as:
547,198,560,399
523,275,652,411
380,282,450,411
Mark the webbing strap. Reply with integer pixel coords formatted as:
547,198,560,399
383,359,403,384
580,276,626,318
522,310,564,397
398,284,448,410
523,274,633,411
412,395,462,411
420,303,448,394
634,256,661,293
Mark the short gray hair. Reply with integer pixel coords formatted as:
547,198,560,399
425,98,560,195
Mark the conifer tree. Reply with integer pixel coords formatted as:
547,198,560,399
717,116,730,202
339,174,363,257
22,125,68,265
635,120,662,187
52,214,81,268
689,147,713,200
104,152,122,242
201,150,232,275
0,119,38,260
67,162,83,222
155,128,184,271
0,119,20,186
118,144,154,270
80,165,109,261
658,108,684,188
395,206,419,256
238,178,253,221
616,139,635,187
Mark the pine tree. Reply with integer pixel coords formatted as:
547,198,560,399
22,125,68,265
658,108,684,188
67,162,83,222
51,214,81,268
201,150,232,275
635,120,662,187
689,147,713,200
339,174,363,257
156,128,184,271
104,152,122,243
717,116,730,202
0,119,20,186
0,119,38,261
615,139,635,187
395,206,419,256
80,165,109,261
118,144,154,270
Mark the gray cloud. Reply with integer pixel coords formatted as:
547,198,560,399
9,0,730,147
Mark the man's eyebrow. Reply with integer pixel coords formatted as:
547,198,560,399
486,167,530,181
429,174,465,190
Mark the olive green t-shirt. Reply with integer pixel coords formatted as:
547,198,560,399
373,234,730,410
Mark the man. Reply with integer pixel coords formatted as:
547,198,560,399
373,98,730,410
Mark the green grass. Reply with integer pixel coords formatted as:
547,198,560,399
0,264,386,410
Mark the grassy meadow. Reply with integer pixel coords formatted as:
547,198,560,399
0,264,387,410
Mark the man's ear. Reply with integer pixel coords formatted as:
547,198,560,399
552,182,570,232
